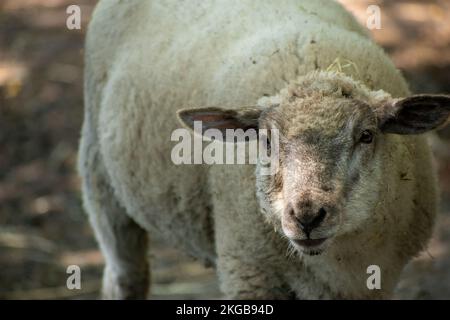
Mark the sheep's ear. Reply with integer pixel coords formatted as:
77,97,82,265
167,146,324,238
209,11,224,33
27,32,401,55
177,106,262,135
378,95,450,134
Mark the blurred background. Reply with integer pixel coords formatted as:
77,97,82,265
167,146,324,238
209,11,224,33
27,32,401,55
0,0,450,299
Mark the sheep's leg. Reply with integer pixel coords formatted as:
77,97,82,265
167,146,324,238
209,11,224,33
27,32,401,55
79,144,149,299
95,213,150,300
216,256,293,299
215,241,293,299
214,212,292,299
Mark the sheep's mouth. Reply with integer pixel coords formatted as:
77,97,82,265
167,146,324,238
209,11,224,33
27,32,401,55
291,237,328,255
293,238,327,247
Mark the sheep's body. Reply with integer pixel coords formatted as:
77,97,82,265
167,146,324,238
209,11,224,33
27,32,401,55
80,0,438,299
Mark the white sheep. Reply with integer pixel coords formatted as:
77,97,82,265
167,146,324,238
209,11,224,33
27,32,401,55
79,0,450,299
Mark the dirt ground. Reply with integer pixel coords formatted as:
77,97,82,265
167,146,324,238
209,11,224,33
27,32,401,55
0,0,450,299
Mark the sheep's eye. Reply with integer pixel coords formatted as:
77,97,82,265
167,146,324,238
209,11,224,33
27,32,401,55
359,130,373,144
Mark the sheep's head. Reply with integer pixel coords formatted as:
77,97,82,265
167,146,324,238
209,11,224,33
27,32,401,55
178,71,450,256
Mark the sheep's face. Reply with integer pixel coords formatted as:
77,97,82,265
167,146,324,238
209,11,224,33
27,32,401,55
256,94,382,256
178,72,450,256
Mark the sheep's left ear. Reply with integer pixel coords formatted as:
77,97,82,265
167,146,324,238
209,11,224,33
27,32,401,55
378,95,450,134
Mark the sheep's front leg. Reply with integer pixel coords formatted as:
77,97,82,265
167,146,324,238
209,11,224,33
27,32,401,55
86,183,150,299
216,253,293,299
214,209,292,299
80,145,150,299
93,210,150,300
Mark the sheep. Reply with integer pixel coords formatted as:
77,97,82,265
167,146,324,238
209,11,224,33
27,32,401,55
79,0,450,299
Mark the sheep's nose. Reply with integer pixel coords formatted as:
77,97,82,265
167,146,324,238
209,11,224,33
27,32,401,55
297,207,327,234
287,201,327,235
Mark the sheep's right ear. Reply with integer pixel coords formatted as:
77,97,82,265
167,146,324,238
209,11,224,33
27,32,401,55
378,95,450,134
177,106,262,136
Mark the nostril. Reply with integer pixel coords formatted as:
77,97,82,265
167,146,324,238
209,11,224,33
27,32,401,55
286,205,295,218
317,207,327,222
